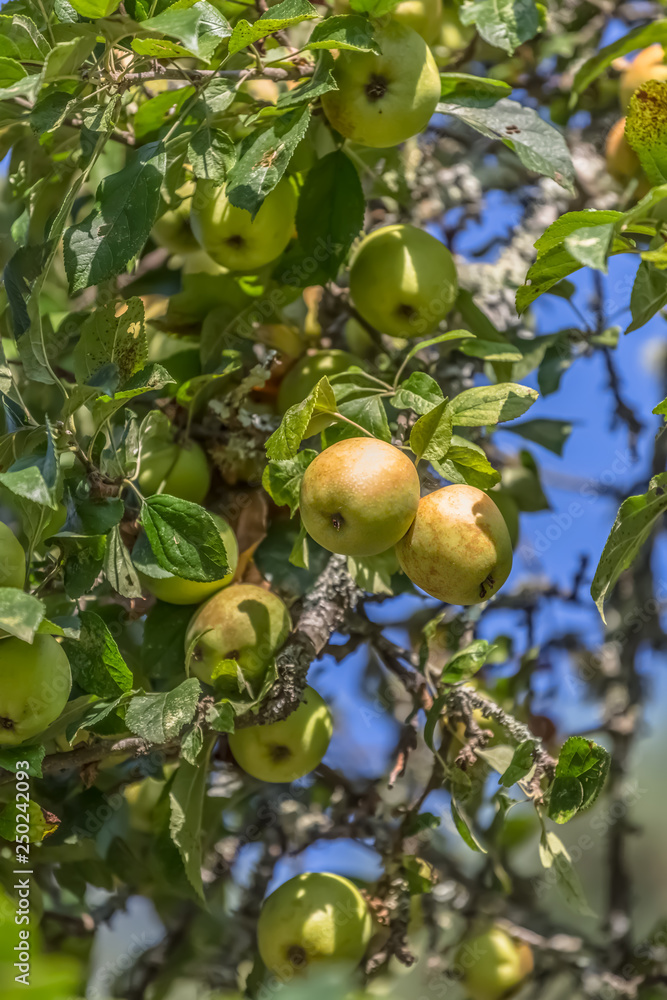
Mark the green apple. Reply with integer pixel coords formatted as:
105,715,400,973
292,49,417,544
396,485,512,605
190,177,297,271
343,317,376,358
489,488,519,549
321,21,441,148
277,350,360,436
138,438,211,504
152,182,199,255
0,635,72,745
455,925,533,1000
147,330,201,386
0,522,25,589
135,514,239,605
392,0,443,42
349,224,457,338
185,583,292,697
228,686,333,782
434,2,475,62
299,437,420,556
501,464,549,512
257,872,372,976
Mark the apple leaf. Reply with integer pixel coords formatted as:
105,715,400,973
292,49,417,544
591,473,667,621
410,399,453,461
499,739,537,787
140,495,230,583
504,418,572,456
0,746,45,777
306,14,380,52
62,611,133,698
104,524,143,599
460,0,544,53
440,72,511,108
228,0,317,55
391,372,444,415
126,678,202,744
627,261,667,333
571,20,667,103
449,383,538,426
451,797,487,853
187,127,235,185
0,589,45,643
539,830,595,915
169,734,214,900
262,451,317,515
139,2,231,61
441,639,497,684
266,377,337,460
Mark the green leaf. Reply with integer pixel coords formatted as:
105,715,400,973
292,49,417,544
0,422,59,510
0,14,49,61
391,372,444,415
410,399,452,461
400,329,475,368
460,0,544,53
262,451,316,515
69,0,117,14
437,98,574,193
627,261,667,333
205,700,235,733
293,149,364,282
591,473,667,621
266,376,337,459
29,91,74,133
141,495,230,582
440,72,511,107
0,745,44,777
140,1,231,61
571,21,667,103
0,589,45,643
142,601,191,680
499,739,536,787
134,86,195,142
350,0,398,15
62,611,133,699
73,297,146,392
63,142,167,294
450,383,538,426
433,437,501,490
441,639,496,684
63,536,106,600
564,223,617,274
451,797,487,852
104,524,142,599
0,57,26,89
187,127,235,184
43,33,97,82
229,0,317,54
457,339,522,362
539,829,595,916
126,678,201,743
306,14,380,52
551,735,611,819
424,693,448,752
347,548,399,596
275,53,339,108
226,105,310,218
169,735,214,899
504,418,572,456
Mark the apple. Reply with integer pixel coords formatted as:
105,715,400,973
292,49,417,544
455,925,533,1000
343,317,376,358
124,775,167,833
489,488,519,549
349,225,458,338
257,871,372,976
138,438,211,505
321,21,441,148
620,45,667,112
0,522,25,589
396,485,512,605
0,635,72,745
299,437,420,556
392,0,443,43
135,514,239,605
190,177,297,272
228,686,333,782
605,117,650,197
147,330,201,386
434,2,475,62
185,583,292,697
277,350,361,436
500,464,548,512
152,181,199,256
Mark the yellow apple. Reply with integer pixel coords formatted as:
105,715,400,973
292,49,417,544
620,45,667,112
349,224,458,338
135,514,239,605
0,635,72,745
190,177,297,271
257,872,372,976
392,0,443,43
299,437,420,556
321,21,441,148
455,926,534,1000
396,485,512,605
185,583,292,697
228,686,333,782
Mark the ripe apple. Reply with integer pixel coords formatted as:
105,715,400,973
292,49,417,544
138,438,211,505
185,583,292,697
190,177,297,272
135,514,239,605
152,182,199,255
455,925,534,1000
349,224,458,338
0,522,25,589
605,117,650,196
396,485,512,605
277,350,360,436
321,21,441,148
228,686,333,782
299,437,420,556
0,635,72,745
257,871,372,976
489,488,519,549
620,45,667,112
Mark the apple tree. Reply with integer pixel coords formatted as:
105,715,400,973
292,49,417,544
0,0,666,997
